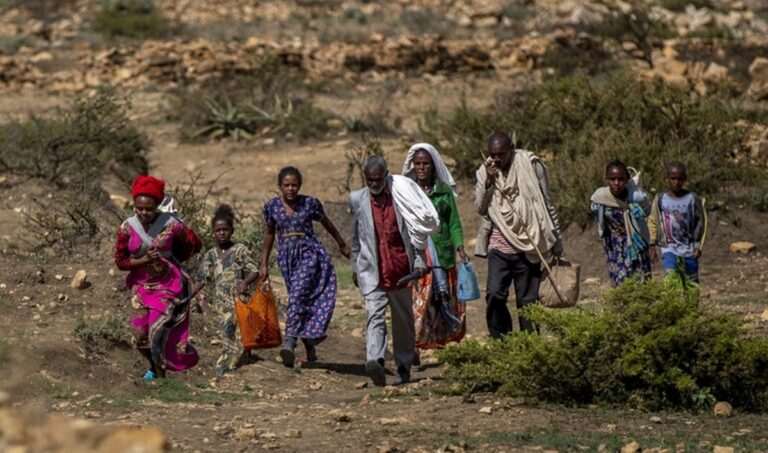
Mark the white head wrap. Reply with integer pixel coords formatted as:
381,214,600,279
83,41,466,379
402,143,457,196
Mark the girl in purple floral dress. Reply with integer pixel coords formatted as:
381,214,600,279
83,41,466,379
260,167,350,367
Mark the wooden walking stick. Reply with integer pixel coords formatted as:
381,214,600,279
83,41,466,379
481,151,568,306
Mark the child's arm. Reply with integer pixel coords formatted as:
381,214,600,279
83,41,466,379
320,215,351,259
693,196,706,258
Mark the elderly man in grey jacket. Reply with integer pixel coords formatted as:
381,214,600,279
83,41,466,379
349,155,438,386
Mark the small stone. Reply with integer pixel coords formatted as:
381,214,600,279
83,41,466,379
351,327,364,338
234,427,257,441
584,277,601,285
335,413,351,423
379,417,408,426
729,241,756,254
57,294,67,301
714,401,733,417
309,382,323,391
479,406,493,414
713,447,734,453
605,424,616,432
621,441,640,453
260,432,278,439
70,270,89,289
22,296,31,301
55,274,64,281
355,381,368,390
283,428,302,438
650,416,662,424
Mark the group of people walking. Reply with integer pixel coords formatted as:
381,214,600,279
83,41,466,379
115,131,705,386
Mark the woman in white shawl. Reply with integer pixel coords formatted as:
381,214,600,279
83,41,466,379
402,143,466,351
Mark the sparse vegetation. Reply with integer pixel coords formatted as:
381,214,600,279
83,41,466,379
73,312,129,357
172,58,338,142
338,134,384,194
93,0,171,40
420,73,763,225
0,87,147,188
440,277,768,411
25,179,124,253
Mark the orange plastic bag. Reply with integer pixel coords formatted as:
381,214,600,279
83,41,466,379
235,280,282,350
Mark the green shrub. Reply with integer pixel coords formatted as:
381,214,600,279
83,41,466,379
93,0,171,40
440,277,768,411
419,73,760,225
0,87,147,187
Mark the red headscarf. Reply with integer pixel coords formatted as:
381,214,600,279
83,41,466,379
131,175,165,202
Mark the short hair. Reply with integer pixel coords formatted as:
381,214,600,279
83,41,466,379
277,166,303,186
605,159,629,179
364,155,388,173
665,161,687,175
212,203,235,228
488,132,512,149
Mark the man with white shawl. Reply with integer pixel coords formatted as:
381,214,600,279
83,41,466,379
474,132,562,336
350,155,440,386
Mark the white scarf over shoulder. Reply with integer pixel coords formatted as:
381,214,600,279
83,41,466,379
402,143,457,195
390,175,440,250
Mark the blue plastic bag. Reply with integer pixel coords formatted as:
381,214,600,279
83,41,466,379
457,261,481,302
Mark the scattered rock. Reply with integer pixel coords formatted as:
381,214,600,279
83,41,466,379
729,241,755,254
621,441,640,453
260,432,278,439
234,427,257,441
479,406,493,414
649,416,662,424
55,274,64,281
355,381,368,390
379,417,408,426
746,56,768,101
309,381,323,391
713,447,735,453
714,401,733,417
70,270,89,289
761,308,768,322
583,277,601,285
283,428,302,438
335,413,352,423
351,327,364,338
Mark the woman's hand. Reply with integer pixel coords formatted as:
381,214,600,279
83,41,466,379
457,246,468,263
339,242,351,259
259,264,269,282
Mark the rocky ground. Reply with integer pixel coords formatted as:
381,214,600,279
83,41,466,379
2,1,768,452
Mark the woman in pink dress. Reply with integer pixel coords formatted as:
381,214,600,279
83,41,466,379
115,175,202,379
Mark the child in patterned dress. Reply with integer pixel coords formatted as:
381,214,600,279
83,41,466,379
194,204,260,377
590,160,652,286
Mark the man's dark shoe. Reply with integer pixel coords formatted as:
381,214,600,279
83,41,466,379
365,359,386,386
394,372,411,386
